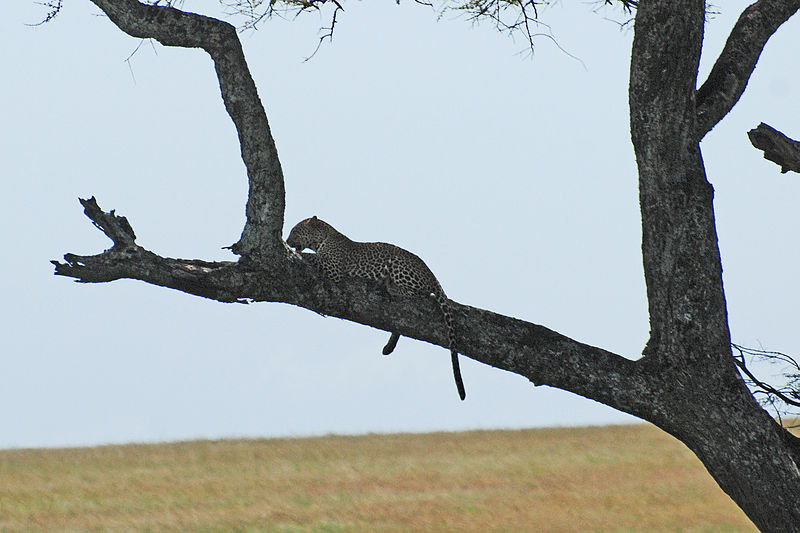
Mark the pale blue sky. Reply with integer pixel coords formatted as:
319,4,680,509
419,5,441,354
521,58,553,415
2,1,798,448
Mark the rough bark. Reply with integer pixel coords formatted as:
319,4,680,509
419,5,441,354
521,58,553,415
53,0,800,529
748,122,800,173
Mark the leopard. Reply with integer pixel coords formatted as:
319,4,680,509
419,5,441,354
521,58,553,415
286,216,466,400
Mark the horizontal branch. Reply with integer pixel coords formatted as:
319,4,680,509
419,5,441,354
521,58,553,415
54,197,656,417
88,0,286,259
747,123,800,173
695,0,800,139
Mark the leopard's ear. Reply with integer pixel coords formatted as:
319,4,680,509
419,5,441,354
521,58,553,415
312,216,318,221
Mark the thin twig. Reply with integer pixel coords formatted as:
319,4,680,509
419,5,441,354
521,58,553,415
304,1,343,61
26,0,63,26
732,343,800,409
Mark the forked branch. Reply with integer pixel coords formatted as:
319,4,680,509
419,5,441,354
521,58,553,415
52,197,241,298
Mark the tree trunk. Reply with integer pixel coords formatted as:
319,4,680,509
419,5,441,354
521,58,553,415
629,1,800,528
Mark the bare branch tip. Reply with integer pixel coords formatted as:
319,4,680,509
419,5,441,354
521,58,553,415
747,123,800,174
27,0,63,26
77,196,138,247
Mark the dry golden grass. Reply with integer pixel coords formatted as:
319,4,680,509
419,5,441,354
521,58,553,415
0,424,755,532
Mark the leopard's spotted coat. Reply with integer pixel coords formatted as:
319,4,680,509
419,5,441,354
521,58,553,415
287,216,465,400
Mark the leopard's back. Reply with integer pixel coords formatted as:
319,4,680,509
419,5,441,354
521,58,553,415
346,242,443,297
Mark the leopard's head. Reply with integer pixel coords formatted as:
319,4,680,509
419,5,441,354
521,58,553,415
286,216,334,252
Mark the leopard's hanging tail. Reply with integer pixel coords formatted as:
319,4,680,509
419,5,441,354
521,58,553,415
381,289,465,400
384,326,464,400
450,348,466,401
440,297,466,401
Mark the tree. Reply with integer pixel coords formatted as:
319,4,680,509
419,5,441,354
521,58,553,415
48,0,800,529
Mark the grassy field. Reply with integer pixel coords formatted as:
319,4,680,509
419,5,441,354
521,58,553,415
0,424,755,532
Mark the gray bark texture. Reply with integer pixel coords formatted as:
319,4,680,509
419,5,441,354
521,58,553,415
53,0,800,529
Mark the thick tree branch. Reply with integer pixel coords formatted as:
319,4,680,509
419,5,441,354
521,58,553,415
88,0,286,260
54,197,655,417
747,122,800,173
696,0,800,139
